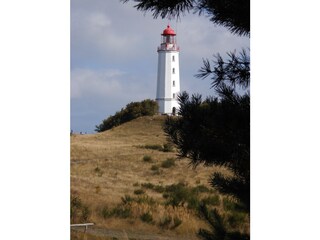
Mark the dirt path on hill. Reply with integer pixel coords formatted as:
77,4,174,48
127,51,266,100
72,227,199,240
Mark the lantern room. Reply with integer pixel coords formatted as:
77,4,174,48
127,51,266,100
158,25,179,52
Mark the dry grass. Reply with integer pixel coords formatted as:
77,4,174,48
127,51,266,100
71,116,232,238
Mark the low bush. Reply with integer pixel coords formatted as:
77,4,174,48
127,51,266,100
135,195,156,205
223,198,245,212
154,185,165,193
193,185,210,193
162,143,174,152
112,206,132,218
95,99,158,132
144,144,163,151
141,182,155,189
134,189,145,195
227,211,247,228
80,205,90,222
101,206,112,219
150,165,159,171
140,212,154,224
121,195,134,204
202,195,220,206
100,205,131,219
142,155,153,163
71,196,91,223
121,194,156,206
161,158,175,168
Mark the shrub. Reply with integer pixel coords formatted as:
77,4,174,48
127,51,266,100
202,195,220,206
95,99,159,132
187,196,200,210
133,182,140,187
223,198,240,212
140,212,153,224
164,183,189,207
227,211,247,228
112,206,132,218
154,185,165,193
134,189,145,195
150,165,159,171
193,185,210,193
121,195,134,204
71,195,82,223
121,194,156,206
142,155,153,163
80,205,90,222
144,144,163,151
141,182,154,189
161,158,175,168
101,206,112,219
163,143,174,152
135,195,156,205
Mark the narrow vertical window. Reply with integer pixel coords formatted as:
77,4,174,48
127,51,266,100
173,81,175,87
172,55,175,62
172,68,175,74
173,93,176,99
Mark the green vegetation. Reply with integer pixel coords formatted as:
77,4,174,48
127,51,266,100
139,142,174,152
161,158,175,168
140,212,154,224
150,165,159,171
121,194,156,206
100,205,132,219
142,155,153,163
158,215,182,229
133,189,145,195
202,195,220,206
95,99,158,132
143,144,163,151
70,196,91,223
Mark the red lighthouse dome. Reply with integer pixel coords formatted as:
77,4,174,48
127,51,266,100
162,25,176,36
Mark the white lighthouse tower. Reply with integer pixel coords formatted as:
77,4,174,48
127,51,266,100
156,25,180,115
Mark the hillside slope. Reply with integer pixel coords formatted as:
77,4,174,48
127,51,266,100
71,116,233,239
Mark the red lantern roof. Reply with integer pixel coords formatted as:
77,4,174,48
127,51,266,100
162,25,176,35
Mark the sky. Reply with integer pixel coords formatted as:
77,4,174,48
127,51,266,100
71,0,250,133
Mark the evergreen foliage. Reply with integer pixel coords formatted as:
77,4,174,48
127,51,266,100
121,0,250,36
95,99,158,132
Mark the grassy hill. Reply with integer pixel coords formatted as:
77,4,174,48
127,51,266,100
71,116,248,239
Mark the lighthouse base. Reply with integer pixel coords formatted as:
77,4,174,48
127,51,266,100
156,98,179,115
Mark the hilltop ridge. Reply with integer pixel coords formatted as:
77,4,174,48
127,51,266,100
71,116,237,239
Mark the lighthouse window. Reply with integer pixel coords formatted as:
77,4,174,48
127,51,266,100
172,68,175,74
173,93,176,99
173,81,175,87
172,55,175,62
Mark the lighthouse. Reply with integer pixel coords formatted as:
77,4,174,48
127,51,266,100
156,25,180,115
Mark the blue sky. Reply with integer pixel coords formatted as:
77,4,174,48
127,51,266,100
71,0,250,133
